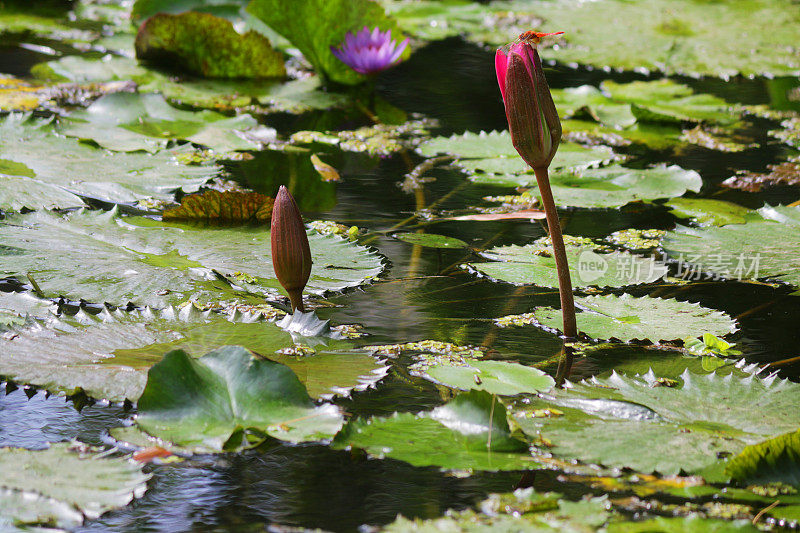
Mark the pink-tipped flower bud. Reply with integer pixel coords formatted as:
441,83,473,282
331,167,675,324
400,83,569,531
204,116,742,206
495,36,562,170
270,186,312,312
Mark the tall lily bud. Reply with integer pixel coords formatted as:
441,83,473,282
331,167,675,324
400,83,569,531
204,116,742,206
270,186,312,313
495,37,562,170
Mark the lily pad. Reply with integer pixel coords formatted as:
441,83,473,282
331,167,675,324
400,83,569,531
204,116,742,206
58,92,263,153
426,360,555,396
136,346,344,451
514,369,800,479
534,294,737,342
333,391,538,471
0,114,217,211
162,190,274,223
247,0,404,85
606,517,760,532
726,430,800,487
131,0,248,24
467,238,667,289
135,11,285,79
0,443,149,529
666,198,751,227
0,304,385,402
392,232,468,249
0,207,384,308
663,205,800,287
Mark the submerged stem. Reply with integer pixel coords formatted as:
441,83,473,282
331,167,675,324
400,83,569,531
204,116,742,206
533,166,577,339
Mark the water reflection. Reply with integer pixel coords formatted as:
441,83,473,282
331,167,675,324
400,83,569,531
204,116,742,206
80,444,520,533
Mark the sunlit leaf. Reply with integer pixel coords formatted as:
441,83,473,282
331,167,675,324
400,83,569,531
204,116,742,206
392,232,468,249
665,198,751,227
425,360,555,396
534,294,737,342
0,443,149,529
162,190,274,223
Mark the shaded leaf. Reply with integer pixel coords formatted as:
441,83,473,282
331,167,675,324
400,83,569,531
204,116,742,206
334,391,537,471
59,92,263,153
726,430,800,487
163,190,274,223
135,11,285,78
723,158,800,192
136,346,344,451
392,232,468,249
534,294,737,342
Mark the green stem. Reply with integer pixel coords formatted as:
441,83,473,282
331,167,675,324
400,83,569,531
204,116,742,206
533,166,577,339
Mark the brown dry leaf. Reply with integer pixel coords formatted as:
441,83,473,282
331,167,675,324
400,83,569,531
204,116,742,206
444,209,546,221
163,190,273,223
310,154,340,182
723,158,800,192
132,447,173,463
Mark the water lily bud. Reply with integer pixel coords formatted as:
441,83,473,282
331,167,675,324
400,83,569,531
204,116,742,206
271,185,312,312
495,38,562,170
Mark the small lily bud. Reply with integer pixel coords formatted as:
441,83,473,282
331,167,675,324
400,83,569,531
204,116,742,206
270,185,312,312
495,38,562,170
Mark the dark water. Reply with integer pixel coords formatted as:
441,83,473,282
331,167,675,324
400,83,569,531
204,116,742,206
3,36,800,532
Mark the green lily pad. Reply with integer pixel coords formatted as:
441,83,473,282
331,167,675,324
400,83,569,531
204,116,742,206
392,232,468,249
534,294,737,342
135,11,285,79
663,205,800,287
59,92,263,153
666,198,752,227
726,430,800,487
514,369,800,479
247,0,405,85
0,304,385,402
131,0,247,24
426,360,555,396
467,238,668,288
33,55,348,114
0,114,216,211
333,391,538,471
0,208,384,308
136,346,344,451
606,516,760,532
0,443,149,529
387,0,800,78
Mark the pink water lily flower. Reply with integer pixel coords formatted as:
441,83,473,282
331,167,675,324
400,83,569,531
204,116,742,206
331,26,408,75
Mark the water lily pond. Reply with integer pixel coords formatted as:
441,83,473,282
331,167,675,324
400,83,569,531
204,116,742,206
1,0,800,531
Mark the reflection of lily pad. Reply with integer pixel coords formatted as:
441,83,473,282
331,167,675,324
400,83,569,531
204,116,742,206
135,11,285,79
663,205,800,287
534,294,737,342
515,370,800,479
136,346,344,451
467,239,667,289
0,443,149,529
334,391,537,471
0,208,384,308
0,114,216,211
59,92,263,153
0,304,385,402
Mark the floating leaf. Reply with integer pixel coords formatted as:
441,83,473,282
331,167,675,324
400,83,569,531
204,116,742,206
334,391,537,471
0,443,149,529
514,369,800,479
425,360,555,396
726,430,800,487
135,11,285,79
0,304,385,402
0,114,216,211
131,0,248,24
663,205,800,287
162,190,274,223
310,154,340,182
247,0,404,85
136,346,344,451
534,294,737,342
392,232,468,249
467,238,667,289
0,76,48,111
723,158,800,192
666,198,751,227
441,210,546,222
606,516,760,532
59,92,263,153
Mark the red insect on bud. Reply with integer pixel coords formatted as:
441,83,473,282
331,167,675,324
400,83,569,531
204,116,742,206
495,36,563,170
270,185,312,313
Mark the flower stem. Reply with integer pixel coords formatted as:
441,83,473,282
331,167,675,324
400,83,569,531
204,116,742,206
533,166,577,339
